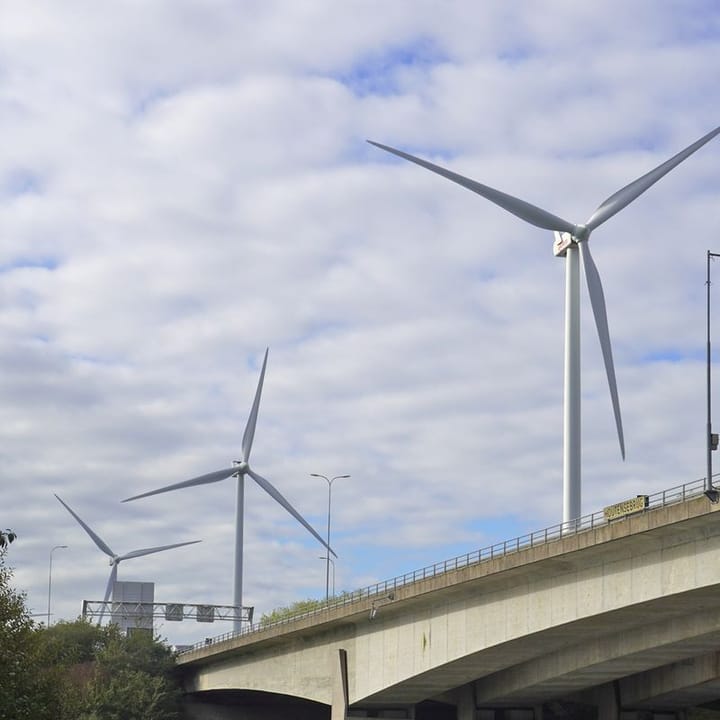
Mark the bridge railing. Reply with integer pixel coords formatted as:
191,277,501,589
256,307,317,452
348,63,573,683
180,475,710,653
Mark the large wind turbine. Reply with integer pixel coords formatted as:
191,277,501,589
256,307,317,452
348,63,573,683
122,348,335,631
369,125,720,523
54,493,201,622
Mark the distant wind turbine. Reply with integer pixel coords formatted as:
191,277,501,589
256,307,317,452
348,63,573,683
122,348,335,631
54,493,201,622
369,125,720,523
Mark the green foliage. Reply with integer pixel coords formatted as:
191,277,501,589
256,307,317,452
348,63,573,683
260,597,324,625
0,529,16,549
33,620,122,719
259,591,353,626
40,617,119,666
0,561,181,720
0,553,53,720
79,667,174,720
0,529,181,719
33,620,181,720
81,630,180,720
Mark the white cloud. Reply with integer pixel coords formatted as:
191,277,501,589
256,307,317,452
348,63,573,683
1,0,719,646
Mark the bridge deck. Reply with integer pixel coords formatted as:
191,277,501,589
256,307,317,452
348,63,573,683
178,490,720,717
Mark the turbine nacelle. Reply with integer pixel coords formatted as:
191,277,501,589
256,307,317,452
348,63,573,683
553,226,591,257
553,231,576,257
233,461,250,474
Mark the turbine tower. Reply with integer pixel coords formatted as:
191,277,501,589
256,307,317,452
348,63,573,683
369,125,720,523
55,493,201,622
123,348,335,631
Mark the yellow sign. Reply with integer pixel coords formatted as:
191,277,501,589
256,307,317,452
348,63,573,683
603,495,648,521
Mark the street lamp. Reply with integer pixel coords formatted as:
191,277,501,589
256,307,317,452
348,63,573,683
319,555,336,598
706,251,720,503
310,473,350,602
47,544,68,627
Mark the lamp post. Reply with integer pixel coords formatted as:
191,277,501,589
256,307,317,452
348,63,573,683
47,544,68,627
310,473,350,602
706,251,720,503
319,555,336,598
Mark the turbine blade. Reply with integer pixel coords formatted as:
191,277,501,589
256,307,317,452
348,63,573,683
54,494,115,558
586,125,720,231
103,563,117,603
579,242,625,459
117,539,202,562
122,467,239,502
242,348,269,462
368,140,577,234
247,467,337,557
100,563,117,624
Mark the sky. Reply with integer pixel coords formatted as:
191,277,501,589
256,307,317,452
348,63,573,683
1,0,720,646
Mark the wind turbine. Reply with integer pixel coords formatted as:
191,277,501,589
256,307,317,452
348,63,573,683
54,493,201,622
122,348,335,631
369,125,720,523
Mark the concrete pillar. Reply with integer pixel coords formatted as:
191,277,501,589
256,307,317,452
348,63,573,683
456,683,476,720
331,648,349,720
596,682,621,720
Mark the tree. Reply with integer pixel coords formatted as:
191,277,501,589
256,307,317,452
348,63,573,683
33,619,120,719
39,617,117,666
0,529,16,549
0,532,181,719
0,547,54,720
34,620,181,720
78,629,181,720
80,666,176,720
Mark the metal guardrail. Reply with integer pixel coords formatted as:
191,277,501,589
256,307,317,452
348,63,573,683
180,475,711,654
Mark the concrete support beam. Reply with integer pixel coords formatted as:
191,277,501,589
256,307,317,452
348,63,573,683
473,603,720,704
332,649,349,720
619,651,720,709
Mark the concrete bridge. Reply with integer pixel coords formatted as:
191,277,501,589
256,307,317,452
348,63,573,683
177,482,720,719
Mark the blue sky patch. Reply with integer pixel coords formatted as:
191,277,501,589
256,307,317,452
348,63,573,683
497,45,535,66
129,85,181,119
0,257,59,273
3,168,43,197
666,2,720,43
335,36,446,97
641,349,702,363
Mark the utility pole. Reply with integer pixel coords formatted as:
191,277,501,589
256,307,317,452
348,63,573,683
706,251,720,502
310,473,350,601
